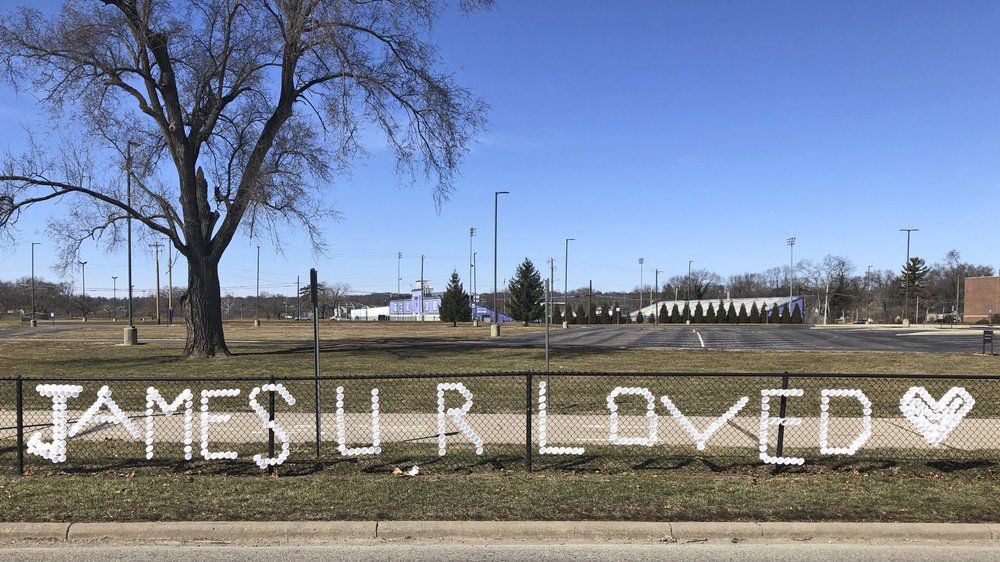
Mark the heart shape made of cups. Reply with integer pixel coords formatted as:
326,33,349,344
899,387,975,447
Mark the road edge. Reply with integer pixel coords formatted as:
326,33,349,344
0,521,997,543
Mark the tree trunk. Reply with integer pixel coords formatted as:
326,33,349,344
183,257,231,358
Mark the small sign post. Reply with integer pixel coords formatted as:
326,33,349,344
984,329,995,356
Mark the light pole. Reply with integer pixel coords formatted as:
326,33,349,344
900,228,918,323
492,190,509,332
687,260,693,321
30,242,39,327
125,142,137,343
865,265,873,322
638,258,644,310
564,238,574,328
653,269,662,324
786,236,796,315
112,276,118,319
469,227,476,309
473,251,478,314
255,245,261,327
79,260,87,321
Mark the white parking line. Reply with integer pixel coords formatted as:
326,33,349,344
693,329,705,348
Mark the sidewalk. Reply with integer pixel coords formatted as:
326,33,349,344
1,521,998,543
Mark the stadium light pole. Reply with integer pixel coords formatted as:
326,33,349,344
493,191,509,328
30,242,40,326
900,228,918,323
564,238,574,328
396,251,403,300
787,236,796,314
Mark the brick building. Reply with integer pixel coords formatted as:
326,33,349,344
964,276,1000,323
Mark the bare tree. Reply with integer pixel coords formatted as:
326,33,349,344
0,0,489,357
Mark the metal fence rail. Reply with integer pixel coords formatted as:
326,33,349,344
0,372,997,475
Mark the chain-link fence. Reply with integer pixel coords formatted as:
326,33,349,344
0,372,997,475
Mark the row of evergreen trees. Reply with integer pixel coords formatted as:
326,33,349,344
554,301,803,325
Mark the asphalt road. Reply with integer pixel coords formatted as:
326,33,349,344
1,324,995,353
3,542,999,561
498,325,993,353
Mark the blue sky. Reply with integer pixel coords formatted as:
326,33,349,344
2,0,999,298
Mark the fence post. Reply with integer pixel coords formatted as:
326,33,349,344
15,376,24,476
267,375,276,476
775,371,790,458
525,372,533,473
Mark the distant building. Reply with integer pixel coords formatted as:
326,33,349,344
385,281,512,322
964,276,1000,323
631,295,805,322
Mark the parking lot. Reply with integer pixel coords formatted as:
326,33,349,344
497,325,994,353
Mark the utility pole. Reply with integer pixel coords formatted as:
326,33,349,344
79,260,87,321
900,228,918,323
30,242,39,327
255,245,261,327
167,243,173,325
112,276,117,320
296,275,301,322
493,191,509,333
653,269,662,324
469,227,476,309
564,238,574,328
638,258,644,310
150,242,162,324
787,236,796,316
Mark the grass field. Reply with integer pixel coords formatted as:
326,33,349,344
1,322,998,523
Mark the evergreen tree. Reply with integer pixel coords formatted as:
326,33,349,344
671,303,681,323
575,304,587,325
780,302,792,324
552,304,563,324
693,302,705,323
636,310,645,324
791,303,803,324
439,271,472,326
705,302,717,323
601,303,612,324
682,303,691,323
761,304,769,323
726,303,738,323
658,303,669,324
507,258,544,325
611,301,622,324
737,303,749,323
749,302,760,323
589,302,600,324
717,301,728,323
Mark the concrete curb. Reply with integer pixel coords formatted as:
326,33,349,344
0,521,995,543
